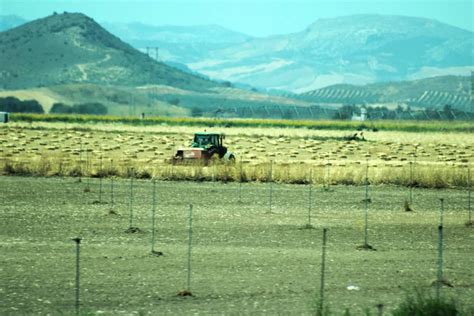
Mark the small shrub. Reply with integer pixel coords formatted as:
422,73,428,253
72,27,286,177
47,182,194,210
393,290,459,316
2,160,31,176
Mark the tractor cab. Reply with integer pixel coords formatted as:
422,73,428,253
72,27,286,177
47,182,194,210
191,133,224,149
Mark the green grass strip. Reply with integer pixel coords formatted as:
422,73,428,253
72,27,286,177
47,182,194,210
10,113,474,133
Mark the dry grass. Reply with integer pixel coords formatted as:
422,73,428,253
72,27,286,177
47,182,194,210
1,122,472,188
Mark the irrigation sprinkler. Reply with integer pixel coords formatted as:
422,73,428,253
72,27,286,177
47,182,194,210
187,204,193,293
318,228,328,316
72,237,82,314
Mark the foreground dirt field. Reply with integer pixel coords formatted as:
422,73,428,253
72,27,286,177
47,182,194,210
1,176,473,314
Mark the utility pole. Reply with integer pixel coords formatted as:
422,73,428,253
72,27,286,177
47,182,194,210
146,46,159,61
470,71,473,113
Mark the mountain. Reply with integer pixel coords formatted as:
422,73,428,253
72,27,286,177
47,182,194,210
0,12,219,90
101,22,252,63
185,15,473,92
0,15,27,31
298,75,473,110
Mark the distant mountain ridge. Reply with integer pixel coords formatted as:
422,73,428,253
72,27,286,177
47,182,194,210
188,14,473,92
0,12,219,90
1,12,472,114
101,22,252,63
3,14,472,93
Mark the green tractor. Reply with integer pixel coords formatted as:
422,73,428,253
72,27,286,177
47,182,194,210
172,132,235,164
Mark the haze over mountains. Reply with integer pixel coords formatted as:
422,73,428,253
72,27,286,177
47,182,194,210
0,13,472,116
0,13,311,116
103,14,474,92
102,22,252,64
2,14,472,93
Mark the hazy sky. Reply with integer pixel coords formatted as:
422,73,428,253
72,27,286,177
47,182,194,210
1,0,472,36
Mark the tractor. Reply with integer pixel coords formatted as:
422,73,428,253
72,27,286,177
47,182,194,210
172,132,235,164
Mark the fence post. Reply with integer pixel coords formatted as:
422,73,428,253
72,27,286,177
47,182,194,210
110,161,114,210
72,237,82,315
85,147,91,192
468,168,472,225
409,161,413,204
79,138,83,182
128,168,134,229
439,198,444,227
151,178,157,253
268,160,273,213
187,204,193,292
364,161,369,247
436,225,444,301
325,160,331,191
98,155,103,203
239,157,243,203
376,303,384,316
308,168,313,227
318,228,328,316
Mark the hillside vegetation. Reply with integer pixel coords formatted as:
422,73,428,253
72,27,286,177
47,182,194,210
0,12,218,91
299,75,472,110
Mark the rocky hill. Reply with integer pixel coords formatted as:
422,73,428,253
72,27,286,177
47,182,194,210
185,15,473,92
0,12,218,90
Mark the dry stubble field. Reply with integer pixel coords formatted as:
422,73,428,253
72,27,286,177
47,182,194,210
0,120,473,315
1,121,473,187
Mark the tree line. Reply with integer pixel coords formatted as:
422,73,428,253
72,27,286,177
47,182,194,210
0,97,107,115
50,102,107,115
0,97,44,113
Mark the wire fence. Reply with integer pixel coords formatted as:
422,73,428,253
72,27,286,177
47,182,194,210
1,175,473,315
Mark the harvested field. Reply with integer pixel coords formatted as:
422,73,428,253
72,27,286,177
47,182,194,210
1,122,473,188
